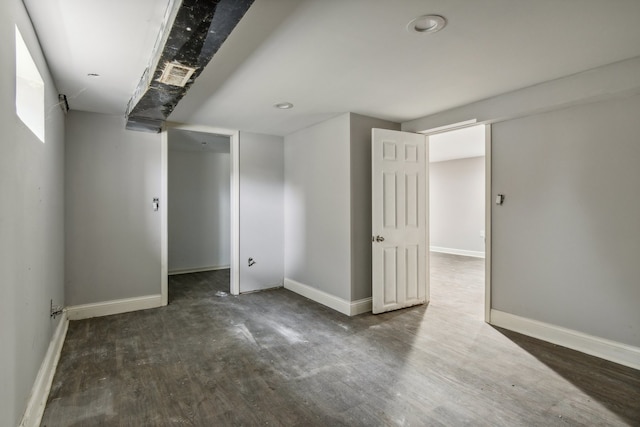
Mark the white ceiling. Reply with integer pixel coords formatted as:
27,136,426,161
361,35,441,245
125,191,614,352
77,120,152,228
168,129,230,153
25,0,640,136
23,0,171,115
429,125,485,163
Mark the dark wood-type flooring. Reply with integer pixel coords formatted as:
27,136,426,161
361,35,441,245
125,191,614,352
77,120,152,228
41,253,640,426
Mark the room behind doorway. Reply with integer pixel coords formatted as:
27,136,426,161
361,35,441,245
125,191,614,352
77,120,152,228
428,125,486,319
167,129,231,295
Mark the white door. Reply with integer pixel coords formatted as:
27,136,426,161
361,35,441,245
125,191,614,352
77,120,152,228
372,128,428,314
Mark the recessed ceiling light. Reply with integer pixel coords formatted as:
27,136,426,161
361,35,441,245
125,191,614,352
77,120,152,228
407,14,447,34
274,102,293,109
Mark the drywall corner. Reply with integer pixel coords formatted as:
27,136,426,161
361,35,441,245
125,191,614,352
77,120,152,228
349,114,400,302
284,113,352,301
65,111,162,306
1,1,66,424
239,132,285,292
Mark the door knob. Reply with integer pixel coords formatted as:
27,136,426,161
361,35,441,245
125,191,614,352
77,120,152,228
375,235,385,242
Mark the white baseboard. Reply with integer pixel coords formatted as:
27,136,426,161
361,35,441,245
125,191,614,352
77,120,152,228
240,283,284,294
66,294,163,320
168,265,230,275
350,297,373,316
430,246,485,258
19,313,68,427
284,278,372,316
490,309,640,371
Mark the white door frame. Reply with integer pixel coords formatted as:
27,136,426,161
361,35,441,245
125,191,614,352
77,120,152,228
484,124,492,323
160,122,241,304
420,122,492,323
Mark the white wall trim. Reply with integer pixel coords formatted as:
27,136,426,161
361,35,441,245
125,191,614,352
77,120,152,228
350,297,372,316
230,129,240,295
284,278,350,315
19,314,68,427
284,278,371,316
430,246,485,259
168,265,230,275
163,123,240,298
491,309,640,371
66,295,162,321
422,123,491,322
240,283,283,294
160,131,168,306
484,124,492,323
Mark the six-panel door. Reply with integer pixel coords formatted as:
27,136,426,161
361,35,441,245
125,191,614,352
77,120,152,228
372,128,428,314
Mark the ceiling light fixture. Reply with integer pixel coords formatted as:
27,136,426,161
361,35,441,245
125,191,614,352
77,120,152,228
274,102,293,109
408,14,447,34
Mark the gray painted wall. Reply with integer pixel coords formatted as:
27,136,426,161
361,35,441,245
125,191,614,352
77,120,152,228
0,2,65,424
66,111,162,305
284,113,399,302
239,132,285,292
401,57,640,134
429,157,485,254
349,114,400,300
492,94,640,347
284,114,352,300
168,147,230,272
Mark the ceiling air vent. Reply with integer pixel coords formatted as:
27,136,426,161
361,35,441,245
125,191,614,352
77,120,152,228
157,62,196,87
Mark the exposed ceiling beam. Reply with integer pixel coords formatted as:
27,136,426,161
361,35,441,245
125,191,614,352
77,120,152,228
125,0,254,132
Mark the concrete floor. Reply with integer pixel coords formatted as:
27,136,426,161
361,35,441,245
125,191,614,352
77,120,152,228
41,253,640,426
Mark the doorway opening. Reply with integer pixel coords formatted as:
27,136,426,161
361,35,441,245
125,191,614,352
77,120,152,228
428,124,487,321
161,125,240,306
167,129,231,301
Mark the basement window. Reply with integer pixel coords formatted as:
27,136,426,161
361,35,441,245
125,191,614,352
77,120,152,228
15,25,45,143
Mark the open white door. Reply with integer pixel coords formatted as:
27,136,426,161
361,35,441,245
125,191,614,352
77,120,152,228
372,128,428,314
